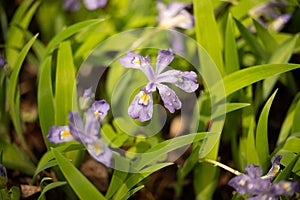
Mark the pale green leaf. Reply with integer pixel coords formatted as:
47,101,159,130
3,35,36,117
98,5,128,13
38,56,55,148
8,34,38,153
54,41,76,125
224,14,239,74
193,0,224,74
256,90,277,172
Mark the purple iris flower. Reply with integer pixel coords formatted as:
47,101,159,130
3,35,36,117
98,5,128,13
120,49,198,122
157,0,194,29
228,155,299,199
47,88,112,167
156,1,194,54
248,0,291,32
63,0,107,12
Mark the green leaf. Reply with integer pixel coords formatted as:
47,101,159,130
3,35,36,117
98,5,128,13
211,103,250,119
134,132,213,171
253,19,278,54
234,18,267,62
33,144,84,180
224,14,239,74
38,56,55,148
0,139,35,176
263,35,299,99
211,64,300,103
105,170,128,199
5,0,40,66
113,163,171,200
54,41,76,125
246,117,259,165
256,90,277,172
193,162,219,200
274,153,300,182
8,34,38,154
193,0,224,74
45,19,105,55
277,94,300,145
52,148,106,200
38,180,67,200
123,185,144,200
282,137,300,153
276,150,300,176
291,99,300,133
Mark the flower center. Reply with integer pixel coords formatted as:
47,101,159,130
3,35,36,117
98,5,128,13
131,57,141,67
94,111,102,118
92,142,103,156
60,130,71,140
178,75,183,82
139,92,149,106
282,182,292,192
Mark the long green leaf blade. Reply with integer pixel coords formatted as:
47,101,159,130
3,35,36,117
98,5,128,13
234,18,267,62
224,14,239,74
45,19,105,55
256,90,277,172
52,148,106,200
38,56,55,148
212,64,300,103
193,0,224,74
55,41,75,125
291,95,300,134
38,181,67,200
6,0,39,66
263,35,299,99
253,19,278,54
8,34,38,152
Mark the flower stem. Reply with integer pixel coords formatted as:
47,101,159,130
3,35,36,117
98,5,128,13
199,158,242,176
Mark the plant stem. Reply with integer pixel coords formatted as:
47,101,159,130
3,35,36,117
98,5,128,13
200,158,242,176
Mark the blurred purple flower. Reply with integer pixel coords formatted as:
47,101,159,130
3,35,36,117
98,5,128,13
0,164,7,188
120,49,198,122
157,0,193,29
47,88,112,167
63,0,107,12
156,1,194,54
229,155,299,199
248,0,291,32
80,87,94,110
0,54,7,69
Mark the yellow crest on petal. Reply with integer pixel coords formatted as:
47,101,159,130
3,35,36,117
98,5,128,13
139,92,149,106
132,57,141,67
92,142,104,156
94,111,102,118
59,130,71,140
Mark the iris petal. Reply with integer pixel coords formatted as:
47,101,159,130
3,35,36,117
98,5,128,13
157,70,198,92
120,51,155,80
128,90,153,122
80,87,94,110
157,84,181,113
155,49,175,74
87,140,112,167
91,100,110,121
47,126,74,144
83,0,107,10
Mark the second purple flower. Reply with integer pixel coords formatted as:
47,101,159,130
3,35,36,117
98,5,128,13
120,49,199,122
